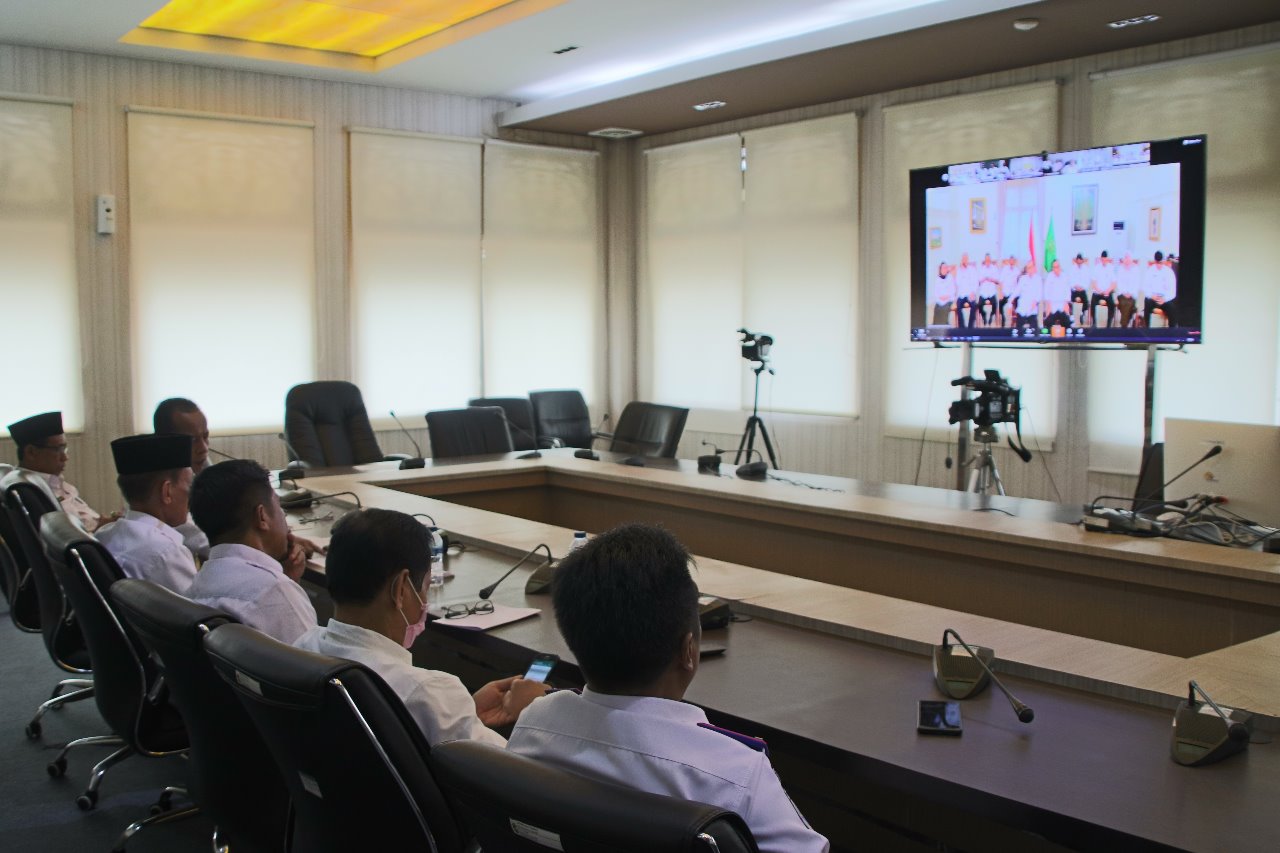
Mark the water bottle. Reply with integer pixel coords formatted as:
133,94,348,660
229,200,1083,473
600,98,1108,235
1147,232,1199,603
569,531,588,553
429,527,445,592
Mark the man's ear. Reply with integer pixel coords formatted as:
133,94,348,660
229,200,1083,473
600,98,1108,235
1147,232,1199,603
680,631,698,672
159,477,173,505
254,502,271,531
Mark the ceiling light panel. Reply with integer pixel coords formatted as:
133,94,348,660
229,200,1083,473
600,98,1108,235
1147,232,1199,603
139,0,522,57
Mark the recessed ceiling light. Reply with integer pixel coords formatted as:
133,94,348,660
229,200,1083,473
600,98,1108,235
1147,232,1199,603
552,45,578,55
693,100,727,112
1108,14,1161,29
1012,18,1039,32
588,127,643,139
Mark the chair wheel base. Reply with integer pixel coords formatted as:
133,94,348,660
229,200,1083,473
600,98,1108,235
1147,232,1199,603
47,757,67,778
25,721,41,740
76,791,98,811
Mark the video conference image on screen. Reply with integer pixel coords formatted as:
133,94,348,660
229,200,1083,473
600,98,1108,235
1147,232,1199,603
910,136,1205,345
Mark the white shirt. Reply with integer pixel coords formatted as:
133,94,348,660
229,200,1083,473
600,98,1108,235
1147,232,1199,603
1145,264,1177,300
46,473,100,530
508,689,829,853
1042,271,1072,308
294,619,506,748
955,263,980,298
977,264,1000,298
930,272,955,305
175,515,210,561
97,509,197,594
1092,260,1117,294
1011,273,1041,313
1068,261,1093,292
185,542,316,643
1116,262,1142,296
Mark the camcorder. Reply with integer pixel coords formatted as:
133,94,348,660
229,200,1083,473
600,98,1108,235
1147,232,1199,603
737,328,773,364
948,369,1032,462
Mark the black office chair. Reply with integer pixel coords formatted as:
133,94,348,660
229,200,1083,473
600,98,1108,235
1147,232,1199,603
39,512,191,826
204,623,467,853
468,397,541,451
0,467,44,631
2,480,96,738
430,740,759,852
426,407,515,459
283,380,408,468
601,402,690,458
111,580,292,853
1134,442,1165,515
529,389,594,449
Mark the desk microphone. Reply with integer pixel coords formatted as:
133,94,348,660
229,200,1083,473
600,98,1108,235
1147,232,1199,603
1132,444,1222,512
278,432,309,478
934,629,1033,723
389,411,426,469
1171,680,1253,766
478,544,553,600
280,490,364,511
504,421,545,459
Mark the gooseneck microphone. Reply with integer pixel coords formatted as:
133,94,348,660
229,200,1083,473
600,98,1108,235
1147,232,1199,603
280,490,364,511
278,432,309,477
478,544,553,600
1132,444,1222,511
389,410,426,469
208,447,235,461
505,421,544,459
940,629,1034,723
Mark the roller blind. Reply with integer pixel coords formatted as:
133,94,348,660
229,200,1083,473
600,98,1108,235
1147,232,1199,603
742,114,859,416
128,110,315,432
643,134,745,411
482,142,602,402
1087,50,1280,473
882,82,1060,444
0,98,82,434
643,116,860,416
350,130,482,418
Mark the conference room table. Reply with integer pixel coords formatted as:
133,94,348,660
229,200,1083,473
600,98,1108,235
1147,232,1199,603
286,450,1280,853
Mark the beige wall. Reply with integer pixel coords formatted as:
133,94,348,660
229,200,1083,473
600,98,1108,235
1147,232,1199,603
3,23,1279,511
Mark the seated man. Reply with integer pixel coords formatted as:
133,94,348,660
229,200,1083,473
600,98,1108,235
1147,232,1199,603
5,411,117,531
507,524,829,853
295,508,548,746
185,459,316,643
153,397,212,559
96,434,198,594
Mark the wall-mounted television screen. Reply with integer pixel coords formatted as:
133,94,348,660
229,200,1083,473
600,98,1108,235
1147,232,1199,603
909,135,1206,344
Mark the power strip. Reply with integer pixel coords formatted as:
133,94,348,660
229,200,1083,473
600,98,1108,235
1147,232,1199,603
1081,506,1163,535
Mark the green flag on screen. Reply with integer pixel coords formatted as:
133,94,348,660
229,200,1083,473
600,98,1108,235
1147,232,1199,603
1043,216,1057,273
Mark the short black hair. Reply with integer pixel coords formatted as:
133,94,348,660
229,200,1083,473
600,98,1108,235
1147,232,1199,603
153,398,200,434
190,459,273,544
117,469,182,506
326,508,432,605
551,524,699,691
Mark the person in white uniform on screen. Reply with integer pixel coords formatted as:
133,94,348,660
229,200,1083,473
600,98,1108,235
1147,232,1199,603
997,255,1020,327
295,508,548,746
954,252,980,328
184,459,316,643
5,411,118,531
930,261,956,326
1068,253,1092,326
507,523,829,853
1115,251,1142,327
1143,250,1178,328
1008,261,1043,331
1042,260,1073,329
976,254,1001,327
96,433,198,594
1089,251,1117,328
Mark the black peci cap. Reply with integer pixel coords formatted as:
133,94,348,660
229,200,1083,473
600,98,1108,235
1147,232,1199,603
7,412,63,446
110,434,193,476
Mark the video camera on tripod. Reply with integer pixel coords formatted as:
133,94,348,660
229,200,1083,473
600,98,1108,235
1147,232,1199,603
737,328,774,366
948,370,1032,463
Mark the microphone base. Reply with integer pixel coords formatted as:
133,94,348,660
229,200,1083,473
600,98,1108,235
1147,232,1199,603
933,643,995,699
399,458,426,469
517,451,543,460
1171,702,1253,766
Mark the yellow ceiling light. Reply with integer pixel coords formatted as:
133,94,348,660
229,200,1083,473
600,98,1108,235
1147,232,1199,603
122,0,566,72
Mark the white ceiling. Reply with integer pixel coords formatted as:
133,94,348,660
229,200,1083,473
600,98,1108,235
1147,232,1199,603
0,0,1034,121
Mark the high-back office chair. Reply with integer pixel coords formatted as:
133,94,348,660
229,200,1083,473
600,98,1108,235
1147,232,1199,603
529,389,594,449
426,407,515,459
111,579,291,853
604,402,689,459
468,397,539,451
430,740,759,853
284,380,407,468
0,467,46,631
39,513,191,826
2,481,95,738
1134,442,1165,515
204,623,467,853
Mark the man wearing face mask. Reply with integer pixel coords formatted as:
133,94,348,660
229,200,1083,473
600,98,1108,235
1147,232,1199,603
294,508,548,745
185,459,316,643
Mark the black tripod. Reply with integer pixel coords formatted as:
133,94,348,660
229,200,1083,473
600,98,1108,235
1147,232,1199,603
735,361,779,469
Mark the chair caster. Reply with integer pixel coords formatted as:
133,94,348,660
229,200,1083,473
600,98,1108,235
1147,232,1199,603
47,757,67,778
25,721,41,740
150,789,174,816
77,790,98,811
